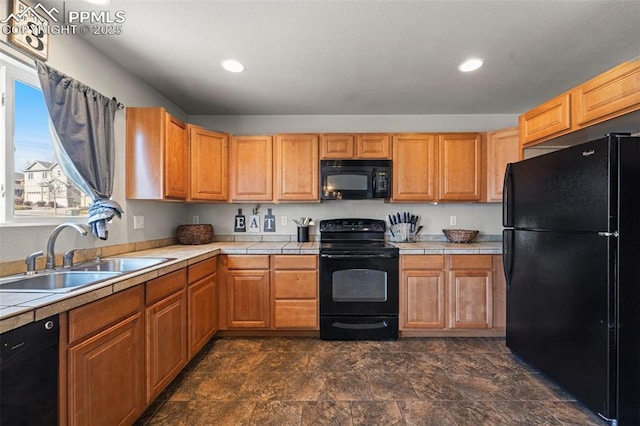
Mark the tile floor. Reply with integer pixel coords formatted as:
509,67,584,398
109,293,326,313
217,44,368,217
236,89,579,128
136,337,605,425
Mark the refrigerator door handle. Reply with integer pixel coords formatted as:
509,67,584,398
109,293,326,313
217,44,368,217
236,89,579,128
598,231,619,237
503,230,514,291
503,163,514,227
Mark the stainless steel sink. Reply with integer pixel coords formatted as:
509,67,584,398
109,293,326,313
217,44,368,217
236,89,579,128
71,257,175,273
0,271,122,293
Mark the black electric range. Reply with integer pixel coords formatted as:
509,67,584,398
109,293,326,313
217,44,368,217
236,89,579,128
319,218,399,340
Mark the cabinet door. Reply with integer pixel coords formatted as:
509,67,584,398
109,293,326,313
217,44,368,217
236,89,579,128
356,134,391,159
392,133,438,201
274,134,319,201
230,136,273,201
189,126,228,201
400,270,446,329
519,93,571,146
320,134,355,158
448,270,493,329
438,133,482,201
68,313,144,426
188,275,217,360
146,290,187,403
164,114,189,199
227,270,270,328
486,127,519,202
574,60,640,127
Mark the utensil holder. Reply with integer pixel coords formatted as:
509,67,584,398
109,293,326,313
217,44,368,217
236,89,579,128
297,226,309,243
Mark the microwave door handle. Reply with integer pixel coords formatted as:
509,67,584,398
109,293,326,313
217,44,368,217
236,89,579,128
372,169,377,195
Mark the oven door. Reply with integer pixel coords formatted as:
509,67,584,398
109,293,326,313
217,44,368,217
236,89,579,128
319,251,399,316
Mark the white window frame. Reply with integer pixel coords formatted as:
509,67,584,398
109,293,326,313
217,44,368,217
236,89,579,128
0,51,85,225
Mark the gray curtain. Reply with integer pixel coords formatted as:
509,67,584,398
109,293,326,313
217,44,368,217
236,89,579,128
36,61,123,240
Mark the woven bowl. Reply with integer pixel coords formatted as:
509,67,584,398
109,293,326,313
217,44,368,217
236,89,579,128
442,229,479,244
177,224,214,245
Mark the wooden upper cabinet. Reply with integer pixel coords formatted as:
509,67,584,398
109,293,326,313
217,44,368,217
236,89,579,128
274,134,319,201
438,133,482,202
519,93,572,146
486,127,519,202
392,133,438,202
229,135,273,201
356,134,391,158
573,60,640,127
164,115,189,199
188,126,228,202
520,60,640,148
320,133,391,159
126,107,188,200
320,134,355,158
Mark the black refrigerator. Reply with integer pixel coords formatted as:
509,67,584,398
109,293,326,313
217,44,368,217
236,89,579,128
503,134,640,425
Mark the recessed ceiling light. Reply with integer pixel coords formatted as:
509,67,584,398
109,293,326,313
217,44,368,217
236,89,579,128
458,58,484,72
221,59,245,73
84,0,110,4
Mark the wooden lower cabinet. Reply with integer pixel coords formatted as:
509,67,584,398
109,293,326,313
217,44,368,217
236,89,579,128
220,254,319,331
223,255,271,329
145,269,188,403
187,258,218,360
272,255,318,329
400,255,446,329
400,254,499,335
67,287,145,426
448,258,493,329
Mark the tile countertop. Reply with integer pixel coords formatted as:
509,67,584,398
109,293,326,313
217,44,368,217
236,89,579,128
0,240,501,333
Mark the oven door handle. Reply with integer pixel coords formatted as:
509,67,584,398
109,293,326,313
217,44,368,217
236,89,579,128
333,321,390,330
320,253,397,259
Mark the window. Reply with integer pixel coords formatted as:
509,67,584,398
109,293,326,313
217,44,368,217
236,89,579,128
1,52,88,222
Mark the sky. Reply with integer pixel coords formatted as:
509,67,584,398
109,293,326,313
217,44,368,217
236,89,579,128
13,80,55,173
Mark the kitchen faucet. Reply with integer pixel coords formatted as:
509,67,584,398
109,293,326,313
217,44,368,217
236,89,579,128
45,223,88,269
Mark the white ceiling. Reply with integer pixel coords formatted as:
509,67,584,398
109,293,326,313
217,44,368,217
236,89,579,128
69,0,640,115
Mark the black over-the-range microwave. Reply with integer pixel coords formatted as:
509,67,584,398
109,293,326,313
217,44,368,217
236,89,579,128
320,159,392,200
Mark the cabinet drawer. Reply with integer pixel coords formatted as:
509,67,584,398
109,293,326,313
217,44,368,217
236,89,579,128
188,257,217,284
69,286,143,344
146,268,187,305
273,271,317,298
401,255,445,270
226,255,270,270
272,255,316,270
448,255,493,270
274,300,318,329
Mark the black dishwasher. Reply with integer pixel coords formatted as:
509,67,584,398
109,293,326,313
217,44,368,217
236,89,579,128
1,315,59,426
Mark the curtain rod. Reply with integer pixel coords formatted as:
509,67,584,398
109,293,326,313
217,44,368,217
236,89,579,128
112,97,125,110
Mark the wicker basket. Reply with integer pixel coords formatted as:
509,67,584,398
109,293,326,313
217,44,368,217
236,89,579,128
442,229,479,244
177,224,214,245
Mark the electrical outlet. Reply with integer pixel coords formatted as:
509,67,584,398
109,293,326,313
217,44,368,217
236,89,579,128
192,216,200,224
281,215,288,226
449,216,457,226
133,216,144,230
